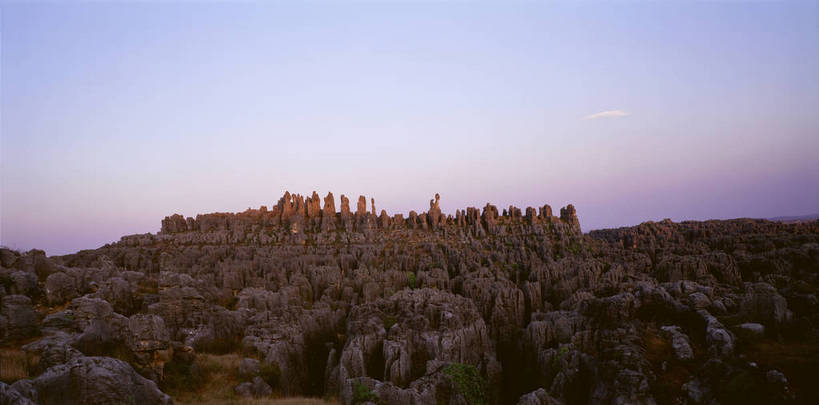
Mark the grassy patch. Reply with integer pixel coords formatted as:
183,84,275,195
0,348,30,383
162,353,242,402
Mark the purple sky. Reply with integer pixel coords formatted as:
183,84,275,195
2,1,818,255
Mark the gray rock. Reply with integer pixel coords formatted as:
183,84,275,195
1,295,39,341
73,319,117,356
69,296,114,330
0,382,35,405
0,248,19,268
0,381,35,405
740,283,791,326
688,292,711,310
682,378,707,404
126,314,172,380
99,277,133,314
45,272,78,306
28,356,171,405
127,314,169,352
40,311,80,334
235,376,272,398
660,325,694,361
736,322,765,339
22,333,83,372
698,310,733,356
239,358,261,378
517,388,563,405
8,271,39,297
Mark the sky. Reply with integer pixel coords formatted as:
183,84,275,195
1,1,818,255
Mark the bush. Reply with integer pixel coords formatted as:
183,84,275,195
407,272,416,289
443,363,487,405
161,358,210,394
259,361,281,388
352,380,378,404
383,316,397,331
552,345,570,368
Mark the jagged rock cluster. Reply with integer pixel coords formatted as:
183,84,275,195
1,191,818,405
159,191,578,241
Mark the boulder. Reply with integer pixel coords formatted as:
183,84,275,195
660,325,694,361
22,334,83,373
0,382,35,405
739,283,791,326
8,271,39,297
127,314,171,380
517,388,563,405
1,295,39,341
235,376,273,398
45,272,78,306
24,356,171,405
736,322,765,338
239,358,261,378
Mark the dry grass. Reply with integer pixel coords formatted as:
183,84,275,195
166,353,337,405
163,353,242,403
0,348,30,383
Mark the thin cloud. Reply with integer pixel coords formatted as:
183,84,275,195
584,110,631,120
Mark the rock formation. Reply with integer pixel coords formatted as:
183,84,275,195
1,191,817,404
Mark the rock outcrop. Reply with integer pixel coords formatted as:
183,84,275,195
14,356,171,405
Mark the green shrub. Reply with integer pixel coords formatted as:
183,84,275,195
407,272,416,289
553,345,570,368
258,361,281,388
383,316,397,331
352,380,378,404
443,363,487,405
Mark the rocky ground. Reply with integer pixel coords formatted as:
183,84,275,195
1,191,818,405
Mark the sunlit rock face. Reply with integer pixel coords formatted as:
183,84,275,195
2,191,818,404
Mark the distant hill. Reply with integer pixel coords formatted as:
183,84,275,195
768,214,819,223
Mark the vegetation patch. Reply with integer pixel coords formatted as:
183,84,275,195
161,353,242,402
382,316,397,331
161,356,214,394
443,363,487,405
552,345,570,369
351,381,378,404
260,361,282,388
